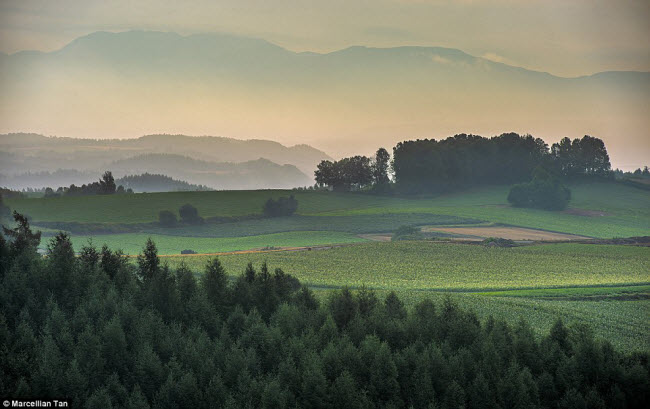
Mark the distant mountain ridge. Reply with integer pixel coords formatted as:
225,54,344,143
1,30,649,167
0,133,330,175
0,134,319,190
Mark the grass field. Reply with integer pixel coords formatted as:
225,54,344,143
68,231,368,255
9,182,650,238
163,242,650,291
156,241,650,352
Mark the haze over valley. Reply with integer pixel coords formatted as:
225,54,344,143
0,133,326,189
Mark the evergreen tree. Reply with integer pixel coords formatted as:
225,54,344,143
203,258,228,314
137,238,160,282
3,211,41,259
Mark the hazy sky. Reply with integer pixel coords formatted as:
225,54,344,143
1,0,649,77
1,1,649,170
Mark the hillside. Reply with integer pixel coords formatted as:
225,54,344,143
0,146,315,190
0,133,330,178
7,182,650,239
109,154,312,190
115,173,210,192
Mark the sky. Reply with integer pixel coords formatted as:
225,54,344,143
0,0,649,170
1,0,649,77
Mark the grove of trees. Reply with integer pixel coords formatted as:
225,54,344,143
1,212,648,408
315,148,391,192
44,171,133,197
392,133,611,193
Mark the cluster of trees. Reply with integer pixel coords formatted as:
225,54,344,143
550,136,611,178
263,195,298,217
508,167,572,211
315,148,390,192
116,173,211,193
614,166,650,179
0,187,25,199
1,212,648,408
44,171,133,197
158,204,204,227
392,133,611,193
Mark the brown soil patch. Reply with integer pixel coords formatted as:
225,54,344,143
422,226,589,241
562,208,609,217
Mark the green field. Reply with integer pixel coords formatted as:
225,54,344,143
68,231,368,255
157,241,650,352
9,182,650,238
164,242,649,291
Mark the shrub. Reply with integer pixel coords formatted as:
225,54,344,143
179,203,203,224
180,249,197,254
508,167,571,210
158,210,177,227
262,195,298,217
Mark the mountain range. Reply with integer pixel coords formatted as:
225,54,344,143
0,133,322,190
1,30,649,169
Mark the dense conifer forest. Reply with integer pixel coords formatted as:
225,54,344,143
1,212,648,408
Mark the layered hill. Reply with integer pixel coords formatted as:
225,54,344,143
0,133,329,178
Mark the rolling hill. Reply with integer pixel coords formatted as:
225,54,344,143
0,133,330,178
0,150,313,190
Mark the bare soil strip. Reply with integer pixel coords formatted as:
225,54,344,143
421,226,590,241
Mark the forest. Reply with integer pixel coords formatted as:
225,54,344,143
1,212,648,409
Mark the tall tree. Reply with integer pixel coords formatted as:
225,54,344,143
3,211,41,259
372,147,391,187
99,171,117,195
203,258,228,314
137,238,160,282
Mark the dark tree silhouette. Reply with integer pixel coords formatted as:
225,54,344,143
179,203,203,224
372,147,391,186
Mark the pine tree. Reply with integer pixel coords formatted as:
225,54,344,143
137,238,160,282
86,387,113,409
126,385,150,409
3,211,41,259
203,258,228,314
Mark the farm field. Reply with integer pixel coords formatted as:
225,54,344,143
164,242,650,292
9,182,650,238
158,241,650,352
9,182,650,353
68,231,368,255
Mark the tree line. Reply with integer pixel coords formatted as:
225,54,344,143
44,171,133,197
1,212,648,408
392,133,610,193
315,133,612,193
315,148,390,192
